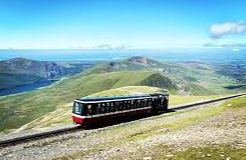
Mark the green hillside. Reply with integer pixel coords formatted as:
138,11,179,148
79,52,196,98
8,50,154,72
0,73,45,89
0,70,176,132
14,86,220,131
88,86,166,97
84,56,241,95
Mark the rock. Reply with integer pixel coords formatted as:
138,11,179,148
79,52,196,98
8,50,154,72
165,154,174,157
143,156,152,160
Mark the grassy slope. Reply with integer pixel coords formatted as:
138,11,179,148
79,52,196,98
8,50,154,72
149,96,246,160
85,57,239,95
19,86,220,131
176,61,244,94
53,95,245,159
0,71,176,132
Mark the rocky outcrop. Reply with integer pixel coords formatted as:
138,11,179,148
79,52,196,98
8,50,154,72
0,58,64,79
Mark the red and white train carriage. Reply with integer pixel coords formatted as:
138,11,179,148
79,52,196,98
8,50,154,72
72,92,169,126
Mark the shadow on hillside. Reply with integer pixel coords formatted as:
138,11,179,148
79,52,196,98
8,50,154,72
224,84,246,90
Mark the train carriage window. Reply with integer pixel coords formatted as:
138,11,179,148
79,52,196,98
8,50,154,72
104,102,109,113
101,103,106,113
122,101,125,110
73,102,84,115
149,99,152,106
87,104,92,115
118,101,123,111
101,106,105,113
120,101,123,110
135,100,139,108
119,101,122,111
121,101,124,110
141,99,144,108
115,102,119,111
132,100,136,109
121,101,125,110
131,100,134,109
107,102,111,112
144,99,148,107
135,100,138,109
139,99,142,108
137,99,141,108
95,103,101,115
116,101,120,111
124,101,128,110
108,102,111,113
110,102,115,112
128,100,132,109
141,99,145,108
91,104,96,115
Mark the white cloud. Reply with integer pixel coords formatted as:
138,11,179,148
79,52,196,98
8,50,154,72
209,21,246,38
204,42,246,48
93,44,134,50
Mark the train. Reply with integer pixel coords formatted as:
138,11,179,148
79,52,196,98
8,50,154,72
72,92,169,126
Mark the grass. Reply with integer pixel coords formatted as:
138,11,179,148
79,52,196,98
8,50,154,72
146,144,246,160
169,95,221,106
171,145,246,160
87,86,166,97
0,70,176,132
106,100,227,142
110,96,246,160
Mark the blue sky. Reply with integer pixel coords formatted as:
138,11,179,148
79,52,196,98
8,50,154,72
0,0,246,49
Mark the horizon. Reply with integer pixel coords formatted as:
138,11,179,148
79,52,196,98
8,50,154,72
0,48,245,62
0,0,246,50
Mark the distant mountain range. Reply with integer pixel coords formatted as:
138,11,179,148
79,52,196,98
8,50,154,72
0,58,95,89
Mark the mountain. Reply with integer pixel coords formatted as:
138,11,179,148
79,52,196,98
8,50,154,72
85,56,165,74
216,61,246,90
86,56,218,95
0,58,95,89
0,57,63,79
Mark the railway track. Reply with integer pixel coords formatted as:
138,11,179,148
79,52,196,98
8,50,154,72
0,93,245,148
0,124,81,148
171,93,245,111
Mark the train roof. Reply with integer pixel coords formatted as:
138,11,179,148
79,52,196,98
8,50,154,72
76,93,168,103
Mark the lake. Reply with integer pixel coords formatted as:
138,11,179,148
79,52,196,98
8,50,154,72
0,80,57,96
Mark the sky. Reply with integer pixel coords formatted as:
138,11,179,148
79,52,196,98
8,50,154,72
0,0,246,49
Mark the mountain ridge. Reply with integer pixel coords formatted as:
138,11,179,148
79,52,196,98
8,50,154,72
0,57,94,90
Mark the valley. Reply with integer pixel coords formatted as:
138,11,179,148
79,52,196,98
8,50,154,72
0,58,96,94
0,56,245,133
